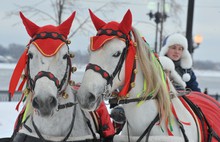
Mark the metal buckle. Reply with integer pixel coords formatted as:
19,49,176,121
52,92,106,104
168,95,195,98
102,84,111,100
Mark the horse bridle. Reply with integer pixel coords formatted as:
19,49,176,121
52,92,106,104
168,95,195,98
26,32,72,96
85,29,130,98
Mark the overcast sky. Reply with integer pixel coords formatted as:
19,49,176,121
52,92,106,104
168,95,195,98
0,0,220,62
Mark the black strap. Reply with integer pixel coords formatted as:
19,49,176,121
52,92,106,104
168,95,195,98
136,114,159,142
176,120,189,142
81,110,98,142
58,102,77,110
109,96,153,105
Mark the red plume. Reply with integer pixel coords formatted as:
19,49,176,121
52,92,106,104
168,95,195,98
89,9,106,31
119,9,132,34
19,12,40,37
58,11,76,38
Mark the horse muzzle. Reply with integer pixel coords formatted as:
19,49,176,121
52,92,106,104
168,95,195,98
32,95,57,117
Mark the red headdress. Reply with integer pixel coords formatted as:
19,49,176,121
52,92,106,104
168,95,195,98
9,12,76,97
89,9,136,97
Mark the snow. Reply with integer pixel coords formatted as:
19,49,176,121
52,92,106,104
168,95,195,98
0,102,20,138
0,63,16,69
194,69,220,77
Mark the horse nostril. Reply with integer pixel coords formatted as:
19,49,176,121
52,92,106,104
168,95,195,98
48,96,57,108
88,92,96,103
32,97,40,109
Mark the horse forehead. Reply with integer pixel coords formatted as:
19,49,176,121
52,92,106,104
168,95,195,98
105,38,125,49
92,38,125,55
29,43,68,56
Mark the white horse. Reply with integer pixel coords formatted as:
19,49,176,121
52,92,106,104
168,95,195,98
9,12,99,142
76,10,198,142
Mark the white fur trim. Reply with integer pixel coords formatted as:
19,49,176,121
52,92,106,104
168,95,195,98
159,56,186,88
182,73,191,82
160,33,192,69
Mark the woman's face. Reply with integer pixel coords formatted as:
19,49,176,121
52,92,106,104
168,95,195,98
166,44,184,61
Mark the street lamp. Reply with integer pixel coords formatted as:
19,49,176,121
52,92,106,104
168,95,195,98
194,34,203,49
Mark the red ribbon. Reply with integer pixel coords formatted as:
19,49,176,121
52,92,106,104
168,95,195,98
9,49,28,97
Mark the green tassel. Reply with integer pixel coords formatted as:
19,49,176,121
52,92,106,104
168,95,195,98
169,119,174,132
160,126,165,133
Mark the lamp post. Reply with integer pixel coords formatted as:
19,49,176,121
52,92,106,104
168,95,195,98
147,1,168,53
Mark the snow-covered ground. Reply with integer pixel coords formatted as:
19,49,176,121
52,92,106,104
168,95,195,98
194,69,220,77
0,102,20,138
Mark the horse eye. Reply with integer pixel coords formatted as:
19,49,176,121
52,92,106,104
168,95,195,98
112,51,121,58
28,53,33,59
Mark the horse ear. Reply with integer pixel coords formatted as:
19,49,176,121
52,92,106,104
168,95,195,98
89,9,106,31
20,12,40,37
119,9,132,34
58,11,76,38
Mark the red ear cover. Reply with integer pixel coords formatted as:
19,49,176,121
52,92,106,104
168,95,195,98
89,9,106,31
58,11,76,38
119,9,132,35
19,12,40,37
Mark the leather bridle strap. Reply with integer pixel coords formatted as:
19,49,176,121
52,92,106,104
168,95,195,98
86,46,128,87
81,110,98,141
109,95,153,105
85,63,110,82
57,102,78,110
33,71,60,89
136,114,159,142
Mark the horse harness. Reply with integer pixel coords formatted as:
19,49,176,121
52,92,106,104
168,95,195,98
16,99,99,142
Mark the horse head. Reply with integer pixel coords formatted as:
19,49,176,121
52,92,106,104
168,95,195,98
76,9,137,111
17,12,75,117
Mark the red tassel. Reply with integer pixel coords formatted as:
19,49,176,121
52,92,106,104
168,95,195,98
165,118,174,136
18,77,27,91
15,93,25,111
171,103,191,126
9,49,28,97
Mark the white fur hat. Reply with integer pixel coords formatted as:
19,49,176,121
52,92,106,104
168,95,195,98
159,56,186,88
160,33,193,82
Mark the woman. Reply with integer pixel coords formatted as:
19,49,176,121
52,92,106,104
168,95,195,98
160,33,201,92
